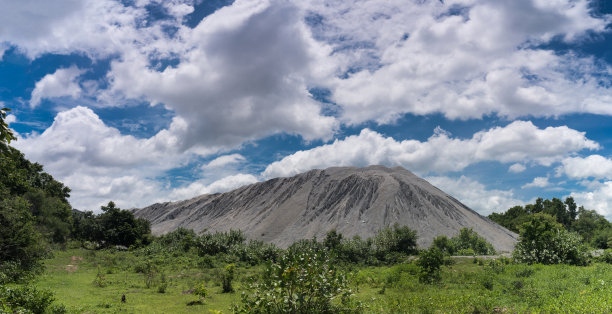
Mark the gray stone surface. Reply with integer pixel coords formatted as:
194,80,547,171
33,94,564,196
133,165,518,252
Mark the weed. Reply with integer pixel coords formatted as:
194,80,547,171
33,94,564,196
93,266,107,287
515,267,534,278
157,272,168,293
481,276,494,290
221,263,236,293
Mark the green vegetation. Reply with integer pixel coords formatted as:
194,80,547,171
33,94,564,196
432,227,496,256
22,246,612,313
489,197,612,249
513,213,589,266
235,246,360,313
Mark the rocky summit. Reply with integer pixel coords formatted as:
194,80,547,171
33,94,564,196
133,166,517,252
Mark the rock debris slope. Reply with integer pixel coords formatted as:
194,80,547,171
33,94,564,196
133,166,517,252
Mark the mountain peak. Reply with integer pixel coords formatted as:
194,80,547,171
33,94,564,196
134,166,517,252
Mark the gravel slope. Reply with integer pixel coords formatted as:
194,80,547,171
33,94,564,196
133,165,517,252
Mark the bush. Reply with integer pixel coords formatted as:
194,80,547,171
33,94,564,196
157,273,168,293
235,246,361,313
221,264,235,293
93,266,108,288
196,230,246,256
337,236,375,265
0,197,46,280
374,223,418,258
451,228,496,255
0,285,58,314
513,214,589,265
157,228,198,252
416,247,444,283
188,282,208,305
595,249,612,264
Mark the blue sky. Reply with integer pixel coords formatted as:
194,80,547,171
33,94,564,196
1,0,612,219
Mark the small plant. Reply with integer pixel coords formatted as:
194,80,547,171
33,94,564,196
93,266,107,287
511,279,524,291
481,276,494,290
157,272,168,293
221,263,236,293
515,267,534,278
187,282,208,305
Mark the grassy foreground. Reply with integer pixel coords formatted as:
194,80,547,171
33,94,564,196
34,248,611,313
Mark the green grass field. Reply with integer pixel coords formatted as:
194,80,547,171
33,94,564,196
34,249,612,313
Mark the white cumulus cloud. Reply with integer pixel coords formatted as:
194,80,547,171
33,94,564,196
203,154,246,169
263,121,599,178
168,173,258,201
571,181,612,219
508,163,526,173
425,175,525,215
522,177,550,189
106,0,338,150
558,155,612,180
30,66,84,108
297,0,612,123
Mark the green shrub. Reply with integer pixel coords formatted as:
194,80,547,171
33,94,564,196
221,263,235,293
197,255,216,269
515,267,535,278
416,247,444,283
0,285,58,314
337,235,375,265
481,276,494,290
93,266,107,287
157,273,168,293
595,249,612,264
432,235,453,254
188,282,208,305
513,214,589,265
451,228,496,255
374,223,418,259
196,230,246,256
235,247,361,313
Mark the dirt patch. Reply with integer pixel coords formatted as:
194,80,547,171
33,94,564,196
65,256,84,272
65,264,78,272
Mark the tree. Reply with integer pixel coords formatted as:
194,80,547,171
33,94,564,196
94,201,151,247
417,247,445,283
571,207,612,248
323,229,343,251
374,223,418,257
0,107,16,144
0,197,45,282
564,197,578,222
450,228,496,255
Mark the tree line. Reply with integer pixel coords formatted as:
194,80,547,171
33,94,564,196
489,197,612,250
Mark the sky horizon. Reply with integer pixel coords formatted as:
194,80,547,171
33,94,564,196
1,0,612,219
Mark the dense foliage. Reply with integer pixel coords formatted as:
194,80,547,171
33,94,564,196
0,142,72,281
235,246,360,313
513,214,589,266
489,197,612,249
416,247,445,283
0,284,63,314
432,227,496,256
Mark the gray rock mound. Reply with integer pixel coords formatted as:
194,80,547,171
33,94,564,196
133,165,517,252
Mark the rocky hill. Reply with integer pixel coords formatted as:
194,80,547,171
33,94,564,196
133,166,517,252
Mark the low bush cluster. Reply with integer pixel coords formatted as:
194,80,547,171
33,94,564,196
0,285,64,314
234,246,361,313
513,214,589,266
431,228,496,256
